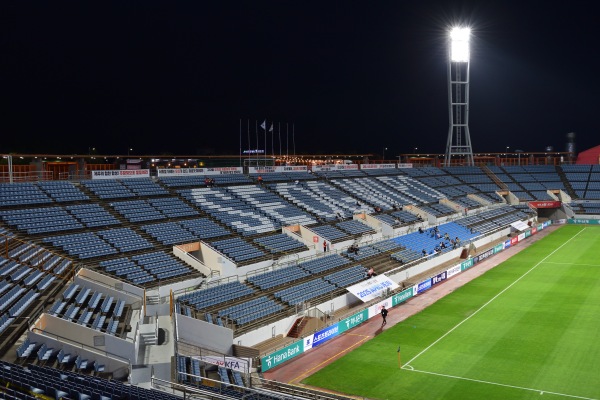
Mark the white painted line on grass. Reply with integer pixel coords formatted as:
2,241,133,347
403,227,586,368
406,368,598,400
543,261,600,267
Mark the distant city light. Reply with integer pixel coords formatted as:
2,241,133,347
450,27,471,62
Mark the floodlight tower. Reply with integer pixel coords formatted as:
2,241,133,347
444,27,475,167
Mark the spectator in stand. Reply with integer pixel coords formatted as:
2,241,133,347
418,227,424,234
257,175,263,185
422,249,427,257
367,267,375,279
323,240,328,252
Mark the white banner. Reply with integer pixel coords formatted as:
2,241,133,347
346,274,399,302
446,264,462,279
397,163,413,169
192,355,251,373
157,168,206,177
282,166,308,172
91,169,150,179
248,166,283,174
510,221,530,231
360,163,396,170
312,164,359,171
204,167,243,176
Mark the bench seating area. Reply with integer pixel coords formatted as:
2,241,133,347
180,187,279,235
273,277,337,305
253,233,308,254
454,206,530,234
0,360,180,400
310,225,349,242
178,281,255,311
37,181,89,202
43,232,118,259
65,203,121,227
80,179,136,199
0,182,52,207
209,238,268,263
48,284,126,335
393,222,478,256
324,264,367,288
1,206,83,235
336,219,375,235
217,295,283,325
246,265,311,291
269,181,358,221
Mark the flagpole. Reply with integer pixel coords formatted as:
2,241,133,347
293,123,296,157
247,119,250,169
264,118,267,167
271,123,274,164
286,123,289,159
255,120,259,167
397,346,401,369
278,122,282,157
239,118,242,168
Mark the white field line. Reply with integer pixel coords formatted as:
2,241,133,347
543,261,600,267
406,368,598,400
403,227,587,368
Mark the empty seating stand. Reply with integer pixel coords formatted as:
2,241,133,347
336,220,375,235
310,225,349,242
209,238,267,264
178,280,255,310
37,181,89,202
0,361,182,400
1,206,83,235
253,233,308,254
0,182,52,207
44,232,117,259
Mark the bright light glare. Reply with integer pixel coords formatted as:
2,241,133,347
450,27,470,62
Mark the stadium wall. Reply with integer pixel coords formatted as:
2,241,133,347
75,273,143,304
32,314,135,363
176,313,233,354
28,328,129,376
77,268,144,298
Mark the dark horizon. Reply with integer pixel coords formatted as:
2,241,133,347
2,1,599,158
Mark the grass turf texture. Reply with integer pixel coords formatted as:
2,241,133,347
302,225,600,400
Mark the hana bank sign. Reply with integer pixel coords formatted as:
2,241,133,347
261,340,303,372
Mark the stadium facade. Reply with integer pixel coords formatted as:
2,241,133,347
0,151,599,399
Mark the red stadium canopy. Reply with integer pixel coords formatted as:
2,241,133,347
576,145,600,164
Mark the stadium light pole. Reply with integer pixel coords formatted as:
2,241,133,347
444,27,475,167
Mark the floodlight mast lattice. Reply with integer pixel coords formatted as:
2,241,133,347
444,27,475,167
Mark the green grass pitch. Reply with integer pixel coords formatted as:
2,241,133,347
303,225,600,400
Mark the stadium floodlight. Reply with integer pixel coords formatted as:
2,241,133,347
450,27,470,62
444,26,475,166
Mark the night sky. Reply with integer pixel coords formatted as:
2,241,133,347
1,1,598,158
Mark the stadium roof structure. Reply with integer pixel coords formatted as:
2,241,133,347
575,145,600,164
